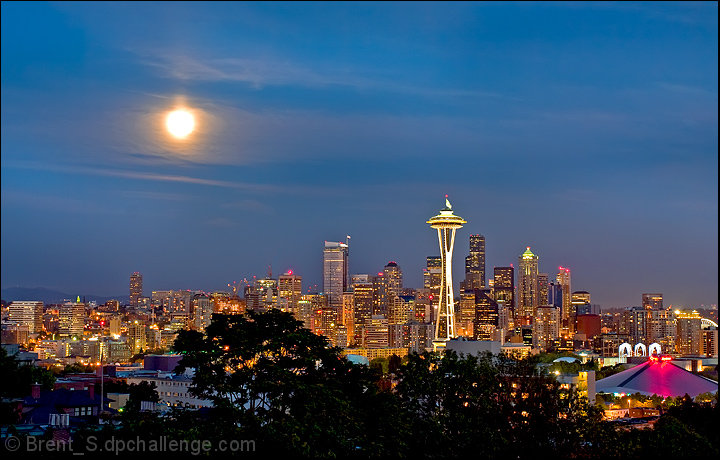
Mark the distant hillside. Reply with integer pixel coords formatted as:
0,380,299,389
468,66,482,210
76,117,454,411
0,287,128,305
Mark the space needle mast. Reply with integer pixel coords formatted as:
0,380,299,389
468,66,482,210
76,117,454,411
427,195,466,350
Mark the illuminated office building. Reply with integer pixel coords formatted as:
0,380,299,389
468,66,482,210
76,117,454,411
464,234,486,290
423,256,442,322
427,197,466,348
278,271,303,312
572,291,592,318
130,272,143,308
537,273,549,306
364,315,389,348
493,266,515,317
457,290,477,337
191,294,213,332
353,282,374,340
383,261,403,298
473,290,499,341
675,310,702,356
642,293,663,310
535,305,561,350
556,267,571,322
339,292,355,347
8,301,43,333
323,241,349,310
518,247,539,325
372,272,388,316
388,294,415,325
58,301,84,338
129,321,147,355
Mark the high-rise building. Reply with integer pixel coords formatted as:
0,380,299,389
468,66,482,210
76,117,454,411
464,234,486,290
642,293,663,311
130,272,143,308
572,291,592,318
404,321,434,352
383,261,403,298
537,273,549,306
621,306,649,344
353,283,374,340
456,290,477,337
372,272,388,316
702,328,718,358
388,295,415,325
323,241,349,310
518,247,539,325
278,271,303,312
535,306,561,350
473,290,499,341
8,301,43,333
363,315,389,348
548,282,563,308
109,316,122,336
191,294,213,331
129,321,147,355
423,256,442,322
58,301,84,338
427,197,466,348
493,266,515,317
339,292,355,347
556,267,571,323
675,310,702,356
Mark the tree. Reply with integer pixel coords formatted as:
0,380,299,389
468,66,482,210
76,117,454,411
394,350,605,459
0,347,55,424
123,381,160,413
173,309,408,458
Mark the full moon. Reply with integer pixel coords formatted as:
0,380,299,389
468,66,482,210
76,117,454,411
166,109,195,139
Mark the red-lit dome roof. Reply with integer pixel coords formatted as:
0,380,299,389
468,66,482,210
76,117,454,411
596,359,718,398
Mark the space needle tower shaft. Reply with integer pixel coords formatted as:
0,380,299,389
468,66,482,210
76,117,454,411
426,196,466,349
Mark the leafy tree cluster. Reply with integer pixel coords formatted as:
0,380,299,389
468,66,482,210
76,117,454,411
0,347,55,424
4,311,718,459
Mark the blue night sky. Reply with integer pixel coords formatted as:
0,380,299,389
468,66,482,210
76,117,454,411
1,2,717,308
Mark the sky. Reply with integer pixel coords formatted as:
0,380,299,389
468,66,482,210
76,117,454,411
1,2,717,309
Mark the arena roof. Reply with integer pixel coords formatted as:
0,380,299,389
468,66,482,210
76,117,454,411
596,356,718,398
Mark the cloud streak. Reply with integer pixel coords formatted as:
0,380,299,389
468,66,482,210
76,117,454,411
140,52,507,99
4,162,278,192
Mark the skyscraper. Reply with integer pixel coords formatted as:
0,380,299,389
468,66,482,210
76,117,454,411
675,310,702,356
537,273,549,306
8,301,43,334
556,267,571,323
323,240,349,310
642,293,663,310
353,282,374,342
423,256,442,322
535,306,561,350
427,197,466,348
464,234,486,290
383,261,403,299
518,247,539,326
372,272,388,316
493,266,515,317
58,301,84,338
130,272,143,308
278,270,303,312
473,290,499,341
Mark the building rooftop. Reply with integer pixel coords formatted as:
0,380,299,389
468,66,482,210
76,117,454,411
596,356,718,398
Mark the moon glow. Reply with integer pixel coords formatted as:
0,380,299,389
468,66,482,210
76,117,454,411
166,109,195,139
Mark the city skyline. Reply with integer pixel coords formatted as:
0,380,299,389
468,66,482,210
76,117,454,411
1,2,717,309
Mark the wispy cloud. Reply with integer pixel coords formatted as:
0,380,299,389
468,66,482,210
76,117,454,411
1,190,116,215
4,162,277,192
655,82,718,97
139,52,507,99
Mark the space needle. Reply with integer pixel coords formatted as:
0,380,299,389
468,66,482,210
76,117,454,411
427,196,466,350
